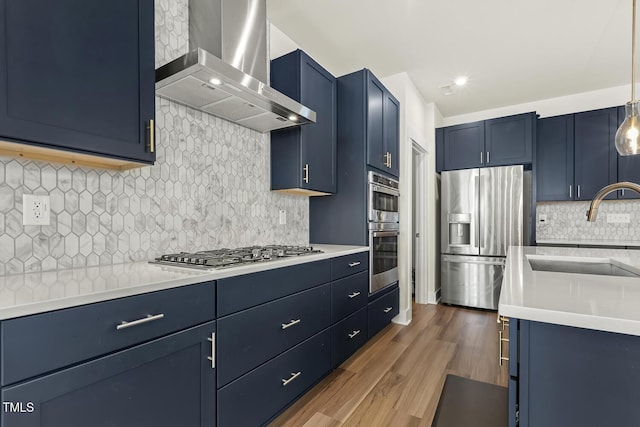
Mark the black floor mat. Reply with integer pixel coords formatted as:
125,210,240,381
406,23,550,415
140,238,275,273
431,374,508,427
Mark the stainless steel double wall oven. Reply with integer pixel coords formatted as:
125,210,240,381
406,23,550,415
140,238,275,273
368,171,399,294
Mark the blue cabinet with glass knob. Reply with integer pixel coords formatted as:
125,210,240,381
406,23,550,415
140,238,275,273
0,0,155,169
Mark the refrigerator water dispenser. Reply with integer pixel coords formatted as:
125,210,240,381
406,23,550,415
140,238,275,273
448,213,471,246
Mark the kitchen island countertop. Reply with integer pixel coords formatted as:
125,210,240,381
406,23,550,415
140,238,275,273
499,245,640,336
0,244,368,320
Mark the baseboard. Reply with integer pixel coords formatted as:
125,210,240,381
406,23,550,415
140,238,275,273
428,288,441,304
392,307,412,325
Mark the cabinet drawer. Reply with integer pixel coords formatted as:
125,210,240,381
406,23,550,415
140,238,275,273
330,251,368,280
217,259,330,316
217,283,330,387
1,281,215,386
331,271,368,323
1,321,217,427
331,307,368,368
368,286,399,338
218,329,331,427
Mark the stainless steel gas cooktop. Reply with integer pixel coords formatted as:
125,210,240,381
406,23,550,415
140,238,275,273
150,245,323,270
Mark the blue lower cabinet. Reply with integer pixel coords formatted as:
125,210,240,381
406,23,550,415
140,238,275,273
217,284,331,387
511,319,640,427
217,329,331,427
330,271,368,323
331,307,368,368
508,378,518,427
1,321,217,427
368,286,399,338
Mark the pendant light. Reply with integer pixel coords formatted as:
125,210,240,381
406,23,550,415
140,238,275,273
616,0,640,156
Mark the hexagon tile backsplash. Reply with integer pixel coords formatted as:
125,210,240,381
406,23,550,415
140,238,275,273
0,0,308,275
536,201,640,243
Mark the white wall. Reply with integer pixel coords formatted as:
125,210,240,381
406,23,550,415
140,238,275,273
442,84,630,126
382,73,441,322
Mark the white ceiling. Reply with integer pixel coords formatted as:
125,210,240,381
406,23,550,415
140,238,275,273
267,0,633,118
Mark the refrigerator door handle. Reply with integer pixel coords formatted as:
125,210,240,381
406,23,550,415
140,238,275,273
472,174,479,248
442,256,506,266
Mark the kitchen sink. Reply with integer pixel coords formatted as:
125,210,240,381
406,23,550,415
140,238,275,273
527,257,640,278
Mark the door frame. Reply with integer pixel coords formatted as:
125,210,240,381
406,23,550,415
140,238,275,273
411,138,429,305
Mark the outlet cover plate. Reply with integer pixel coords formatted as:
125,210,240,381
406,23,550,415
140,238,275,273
606,213,631,224
23,194,50,226
279,209,286,225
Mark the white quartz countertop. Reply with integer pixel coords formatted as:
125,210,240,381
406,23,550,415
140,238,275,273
536,239,640,247
0,245,368,320
499,246,640,336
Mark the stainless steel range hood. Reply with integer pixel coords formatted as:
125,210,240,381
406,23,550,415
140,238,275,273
155,0,315,132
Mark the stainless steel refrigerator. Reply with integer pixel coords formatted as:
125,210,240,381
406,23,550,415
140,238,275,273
440,165,527,310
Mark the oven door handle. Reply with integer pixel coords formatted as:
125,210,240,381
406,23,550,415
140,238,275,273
370,184,400,197
372,230,400,238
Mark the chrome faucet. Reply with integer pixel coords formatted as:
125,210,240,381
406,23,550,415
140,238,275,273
586,182,640,221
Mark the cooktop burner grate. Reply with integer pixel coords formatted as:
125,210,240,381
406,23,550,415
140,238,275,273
150,245,323,270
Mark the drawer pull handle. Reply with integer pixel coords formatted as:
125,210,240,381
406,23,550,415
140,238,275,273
348,261,361,267
499,330,510,366
383,307,393,313
282,371,301,386
348,330,361,339
281,319,301,330
348,291,361,299
207,333,216,369
116,313,164,330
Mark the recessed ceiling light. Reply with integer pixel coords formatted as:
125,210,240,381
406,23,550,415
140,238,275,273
288,115,298,121
455,76,468,86
209,78,222,85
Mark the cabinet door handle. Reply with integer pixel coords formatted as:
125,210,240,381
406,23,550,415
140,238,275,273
147,119,155,153
480,151,483,164
348,291,361,299
499,330,510,366
206,332,215,369
486,151,490,164
303,164,309,183
348,261,361,267
348,330,361,339
388,152,392,168
622,189,625,197
281,319,301,330
569,185,572,199
577,184,581,199
383,307,393,313
282,371,302,386
116,313,164,330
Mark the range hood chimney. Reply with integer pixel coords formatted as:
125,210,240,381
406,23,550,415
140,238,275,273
155,0,316,132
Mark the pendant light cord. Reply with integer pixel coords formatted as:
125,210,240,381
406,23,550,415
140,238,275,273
633,0,637,101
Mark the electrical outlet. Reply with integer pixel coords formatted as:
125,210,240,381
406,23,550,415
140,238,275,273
607,213,631,224
23,194,50,226
279,209,287,225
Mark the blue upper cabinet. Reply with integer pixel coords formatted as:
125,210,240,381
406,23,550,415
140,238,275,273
383,91,400,177
616,105,640,199
270,50,337,195
0,0,155,169
439,112,534,171
435,128,444,173
365,71,399,177
442,121,484,170
536,115,574,201
484,113,534,166
573,107,618,200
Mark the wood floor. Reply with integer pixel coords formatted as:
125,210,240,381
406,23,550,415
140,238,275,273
270,302,508,427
